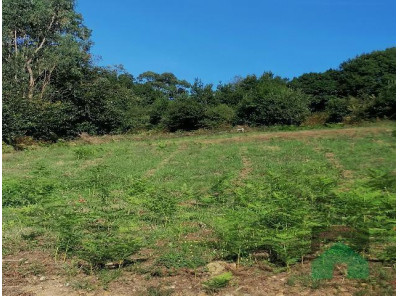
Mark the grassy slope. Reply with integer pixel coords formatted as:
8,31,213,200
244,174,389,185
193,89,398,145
2,122,396,294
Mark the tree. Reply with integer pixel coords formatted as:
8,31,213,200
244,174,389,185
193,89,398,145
237,75,310,126
289,70,341,112
203,104,235,128
163,96,205,131
3,0,92,142
3,0,91,100
137,71,191,99
191,78,216,105
339,47,396,99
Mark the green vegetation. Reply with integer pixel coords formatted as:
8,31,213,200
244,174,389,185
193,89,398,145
1,0,396,294
3,124,395,282
202,272,233,292
2,0,395,145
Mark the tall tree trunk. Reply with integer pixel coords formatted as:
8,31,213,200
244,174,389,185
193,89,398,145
14,29,18,55
26,59,35,99
40,65,56,99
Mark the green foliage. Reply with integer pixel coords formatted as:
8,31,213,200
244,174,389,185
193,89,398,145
326,97,350,123
143,190,178,225
2,141,14,153
3,178,56,207
78,233,141,268
202,272,233,292
339,48,396,99
156,247,206,269
290,69,341,112
292,47,396,122
203,104,235,128
2,0,395,142
163,96,205,131
2,121,395,287
74,146,95,160
236,74,310,126
145,286,174,296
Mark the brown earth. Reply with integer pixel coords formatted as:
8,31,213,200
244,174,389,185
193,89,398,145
3,250,395,296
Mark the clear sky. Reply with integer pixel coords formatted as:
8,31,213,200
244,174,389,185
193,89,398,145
76,0,395,85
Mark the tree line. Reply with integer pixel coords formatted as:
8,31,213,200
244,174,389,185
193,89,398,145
2,0,396,144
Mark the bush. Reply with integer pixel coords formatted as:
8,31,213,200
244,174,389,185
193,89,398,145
203,104,235,128
203,272,233,292
162,97,205,131
149,97,169,125
326,97,350,123
3,97,78,144
236,80,310,126
367,83,396,119
3,178,56,207
301,112,329,126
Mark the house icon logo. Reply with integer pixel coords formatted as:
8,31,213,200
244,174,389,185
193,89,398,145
311,242,369,279
311,226,369,280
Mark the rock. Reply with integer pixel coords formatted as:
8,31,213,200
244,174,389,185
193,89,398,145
39,276,46,281
206,261,227,276
166,285,175,289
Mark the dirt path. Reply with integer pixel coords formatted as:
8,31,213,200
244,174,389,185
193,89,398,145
196,126,390,145
144,144,187,178
235,146,252,185
323,152,353,179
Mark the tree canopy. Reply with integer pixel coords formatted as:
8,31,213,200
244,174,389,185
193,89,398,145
2,1,396,144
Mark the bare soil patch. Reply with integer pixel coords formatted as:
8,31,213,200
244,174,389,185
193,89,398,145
234,147,252,185
3,250,394,296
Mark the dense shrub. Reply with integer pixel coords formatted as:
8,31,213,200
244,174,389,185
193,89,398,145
326,98,350,123
203,104,235,128
236,79,310,126
163,97,205,131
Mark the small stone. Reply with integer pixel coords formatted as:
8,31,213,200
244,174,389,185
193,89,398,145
39,276,46,281
206,261,226,275
65,282,70,287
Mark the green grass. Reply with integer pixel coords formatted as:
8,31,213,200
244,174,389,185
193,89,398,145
3,122,396,284
202,271,233,292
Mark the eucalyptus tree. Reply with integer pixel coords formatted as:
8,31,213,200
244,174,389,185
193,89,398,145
3,0,91,100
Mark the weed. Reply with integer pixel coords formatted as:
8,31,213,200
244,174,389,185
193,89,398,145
202,272,233,293
145,286,173,296
74,146,96,160
97,269,122,290
71,279,95,291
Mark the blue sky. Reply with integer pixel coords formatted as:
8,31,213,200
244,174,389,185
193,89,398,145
77,0,395,85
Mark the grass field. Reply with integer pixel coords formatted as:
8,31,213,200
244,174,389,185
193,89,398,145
2,122,396,295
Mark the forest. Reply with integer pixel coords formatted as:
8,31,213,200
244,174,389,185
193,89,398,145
2,0,396,145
